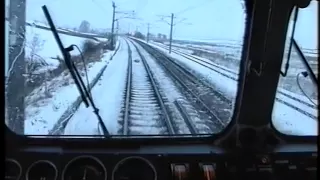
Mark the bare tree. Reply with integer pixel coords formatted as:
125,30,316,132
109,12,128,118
79,20,91,33
28,34,45,62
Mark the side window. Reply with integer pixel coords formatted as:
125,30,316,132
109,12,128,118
272,1,318,136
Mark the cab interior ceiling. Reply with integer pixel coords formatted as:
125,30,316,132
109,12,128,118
5,0,316,149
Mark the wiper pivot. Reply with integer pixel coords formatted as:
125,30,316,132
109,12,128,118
292,39,318,87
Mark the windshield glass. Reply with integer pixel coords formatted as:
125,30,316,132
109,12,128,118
272,1,318,136
5,0,246,137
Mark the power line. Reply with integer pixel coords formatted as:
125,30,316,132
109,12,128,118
176,0,212,15
156,13,192,53
91,0,108,12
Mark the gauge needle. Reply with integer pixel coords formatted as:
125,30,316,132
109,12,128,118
82,168,87,180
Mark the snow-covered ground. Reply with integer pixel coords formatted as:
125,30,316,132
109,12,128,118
25,25,100,73
141,39,318,136
23,27,119,135
64,38,128,135
155,41,318,99
25,44,119,135
24,36,318,136
169,41,318,59
167,41,243,60
96,38,109,42
64,38,219,135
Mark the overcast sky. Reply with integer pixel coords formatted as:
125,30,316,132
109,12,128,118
24,0,243,42
7,0,318,49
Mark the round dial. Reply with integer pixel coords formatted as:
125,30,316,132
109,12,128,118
62,156,107,180
112,156,157,180
5,159,22,180
26,160,57,180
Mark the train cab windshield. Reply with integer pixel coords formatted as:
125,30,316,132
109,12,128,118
5,0,318,138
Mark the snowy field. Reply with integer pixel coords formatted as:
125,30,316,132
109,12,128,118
168,41,318,59
140,39,318,136
25,25,101,72
167,41,243,60
154,40,318,98
23,27,118,135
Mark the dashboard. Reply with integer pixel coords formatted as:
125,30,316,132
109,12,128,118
6,144,317,180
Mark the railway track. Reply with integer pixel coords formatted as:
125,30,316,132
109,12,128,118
134,39,232,132
130,41,214,134
156,43,317,120
118,40,176,135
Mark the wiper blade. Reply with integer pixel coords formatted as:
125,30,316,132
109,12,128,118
292,39,318,87
42,5,110,136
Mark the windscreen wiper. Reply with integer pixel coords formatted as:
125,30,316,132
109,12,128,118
42,5,110,136
292,39,318,87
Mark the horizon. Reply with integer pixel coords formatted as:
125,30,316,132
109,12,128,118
5,0,318,49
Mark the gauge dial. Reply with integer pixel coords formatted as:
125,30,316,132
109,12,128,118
112,156,157,180
62,156,106,180
5,159,22,180
26,160,58,180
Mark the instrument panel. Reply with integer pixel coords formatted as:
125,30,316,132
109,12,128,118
5,145,317,180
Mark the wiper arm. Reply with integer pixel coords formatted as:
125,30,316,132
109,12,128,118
292,39,318,87
42,5,110,136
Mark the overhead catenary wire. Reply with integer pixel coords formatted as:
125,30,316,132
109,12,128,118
91,0,108,12
155,12,192,53
175,0,212,15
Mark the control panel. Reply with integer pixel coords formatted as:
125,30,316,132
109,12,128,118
5,145,317,180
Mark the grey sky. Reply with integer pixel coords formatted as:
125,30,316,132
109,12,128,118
27,0,245,42
23,0,318,49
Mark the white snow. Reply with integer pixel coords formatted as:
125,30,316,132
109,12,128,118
141,39,318,136
25,25,99,71
156,41,317,105
64,38,128,135
24,42,119,135
96,38,109,42
278,88,317,106
144,41,237,100
169,42,243,60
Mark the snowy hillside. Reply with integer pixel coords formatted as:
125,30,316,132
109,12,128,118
25,26,99,72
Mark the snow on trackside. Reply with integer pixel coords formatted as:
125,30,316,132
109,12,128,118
177,43,241,58
24,41,120,135
64,38,128,135
96,38,109,42
139,39,318,135
144,40,238,101
155,41,317,107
